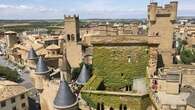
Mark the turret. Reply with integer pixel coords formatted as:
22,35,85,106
170,1,178,22
34,57,51,92
27,47,38,68
148,2,157,22
60,53,71,82
64,15,80,42
76,64,90,85
53,74,78,110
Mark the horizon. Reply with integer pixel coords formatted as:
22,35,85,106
0,0,195,19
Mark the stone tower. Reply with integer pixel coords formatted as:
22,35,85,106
53,74,79,110
5,31,18,48
148,1,178,67
64,15,82,68
64,15,80,42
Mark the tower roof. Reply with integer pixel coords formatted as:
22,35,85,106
35,57,49,75
60,54,71,72
76,64,90,85
27,47,38,60
53,76,77,109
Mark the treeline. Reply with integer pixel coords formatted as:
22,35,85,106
0,65,20,82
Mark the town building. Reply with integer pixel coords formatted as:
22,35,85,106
0,80,29,110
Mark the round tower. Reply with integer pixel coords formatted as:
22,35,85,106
53,75,78,110
27,47,38,69
34,56,51,92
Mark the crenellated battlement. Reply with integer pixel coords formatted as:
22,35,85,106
148,1,178,22
64,14,79,21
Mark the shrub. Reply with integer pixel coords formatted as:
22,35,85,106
0,65,20,82
180,49,195,64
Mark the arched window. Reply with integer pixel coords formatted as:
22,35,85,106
119,104,123,110
67,34,70,41
101,103,104,110
71,34,75,41
128,56,131,63
119,104,127,110
97,102,104,110
97,103,100,110
124,105,127,110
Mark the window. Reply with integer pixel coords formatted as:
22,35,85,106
71,34,75,41
12,106,16,110
1,101,6,108
97,102,104,110
128,56,131,63
21,103,25,108
67,34,71,41
124,105,127,110
120,104,123,110
21,94,25,99
11,98,15,103
97,103,100,110
119,104,127,110
101,103,104,110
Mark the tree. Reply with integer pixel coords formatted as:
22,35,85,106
180,49,195,64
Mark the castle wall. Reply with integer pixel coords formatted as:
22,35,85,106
66,42,82,68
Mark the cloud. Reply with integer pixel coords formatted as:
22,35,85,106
0,0,195,19
0,4,60,19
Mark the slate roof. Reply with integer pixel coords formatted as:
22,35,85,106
35,57,49,75
53,76,77,109
60,55,71,72
27,47,38,60
76,64,90,85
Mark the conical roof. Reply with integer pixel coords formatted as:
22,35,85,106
35,57,49,75
27,47,38,60
53,76,77,109
76,64,90,85
60,55,71,72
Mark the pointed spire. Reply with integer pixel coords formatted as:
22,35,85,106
60,53,71,72
35,57,49,75
27,47,38,60
53,74,77,109
76,64,90,85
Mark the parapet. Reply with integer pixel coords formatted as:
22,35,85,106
148,1,178,22
64,14,79,21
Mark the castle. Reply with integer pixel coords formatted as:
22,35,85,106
3,1,195,110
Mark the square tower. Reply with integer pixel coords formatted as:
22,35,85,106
148,1,178,67
64,15,80,42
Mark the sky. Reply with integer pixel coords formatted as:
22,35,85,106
0,0,194,19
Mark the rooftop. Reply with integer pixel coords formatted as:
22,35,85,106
0,80,27,101
155,91,190,106
90,35,148,45
46,44,60,50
